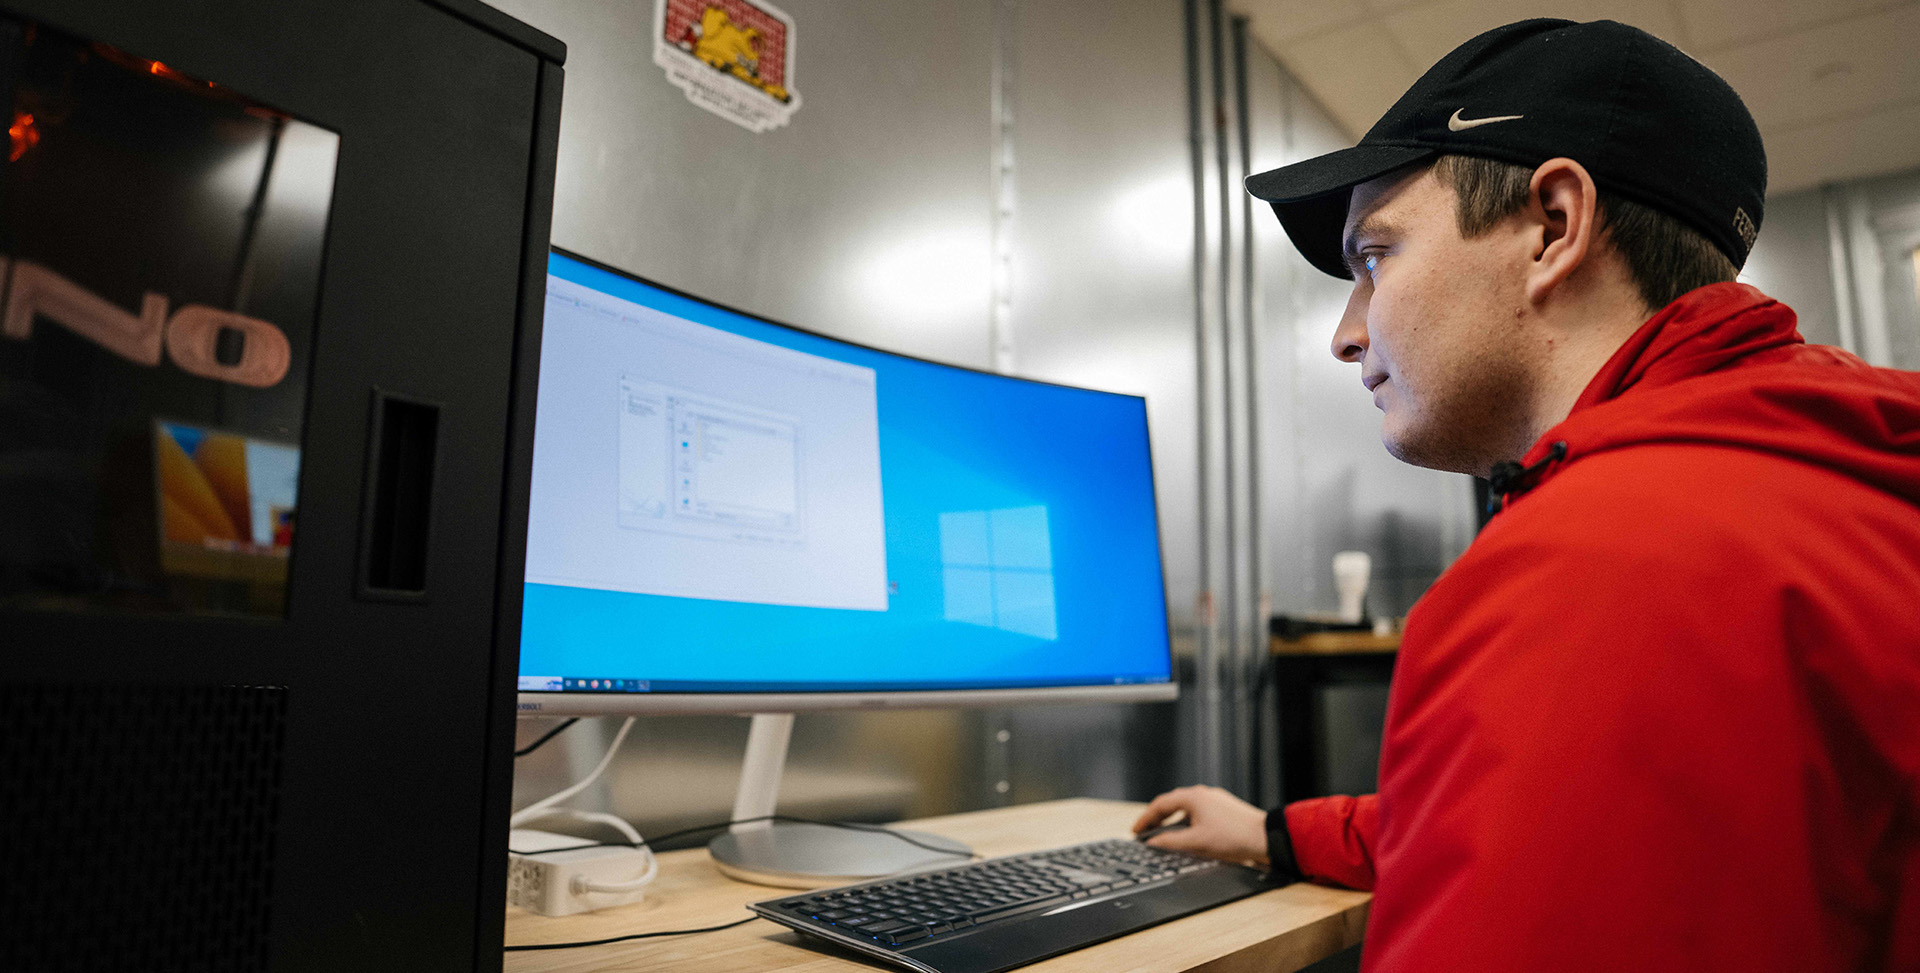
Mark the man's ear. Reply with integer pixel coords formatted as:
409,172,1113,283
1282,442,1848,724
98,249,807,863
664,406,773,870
1524,158,1600,306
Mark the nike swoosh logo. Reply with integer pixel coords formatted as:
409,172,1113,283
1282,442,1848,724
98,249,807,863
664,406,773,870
1448,109,1524,131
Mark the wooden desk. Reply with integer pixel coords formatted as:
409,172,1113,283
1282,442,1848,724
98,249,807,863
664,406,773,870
1269,633,1400,657
505,799,1369,973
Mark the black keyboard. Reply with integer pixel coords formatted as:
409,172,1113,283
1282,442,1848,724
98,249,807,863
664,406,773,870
751,838,1276,973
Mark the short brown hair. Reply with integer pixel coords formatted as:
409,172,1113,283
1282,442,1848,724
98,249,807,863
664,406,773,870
1431,154,1738,311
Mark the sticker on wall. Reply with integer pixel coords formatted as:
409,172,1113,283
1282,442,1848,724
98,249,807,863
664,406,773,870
654,0,802,132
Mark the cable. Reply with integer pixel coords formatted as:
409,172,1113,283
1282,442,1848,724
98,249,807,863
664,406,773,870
516,807,644,846
514,717,580,758
504,725,971,935
510,716,635,828
508,813,980,861
509,719,661,899
503,915,762,952
571,848,659,895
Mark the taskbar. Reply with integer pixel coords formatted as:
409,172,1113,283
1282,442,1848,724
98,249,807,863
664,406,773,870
518,676,647,692
516,674,1168,694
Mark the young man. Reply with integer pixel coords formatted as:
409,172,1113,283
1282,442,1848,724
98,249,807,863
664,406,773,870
1134,19,1920,971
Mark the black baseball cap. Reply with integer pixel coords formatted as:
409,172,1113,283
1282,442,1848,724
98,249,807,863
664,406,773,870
1247,19,1766,280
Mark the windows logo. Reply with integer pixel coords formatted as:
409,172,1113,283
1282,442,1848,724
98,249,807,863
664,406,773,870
938,506,1057,640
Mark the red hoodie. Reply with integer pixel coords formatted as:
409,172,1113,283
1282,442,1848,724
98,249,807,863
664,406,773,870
1283,283,1920,971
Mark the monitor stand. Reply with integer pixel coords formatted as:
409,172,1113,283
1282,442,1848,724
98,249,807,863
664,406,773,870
706,713,972,889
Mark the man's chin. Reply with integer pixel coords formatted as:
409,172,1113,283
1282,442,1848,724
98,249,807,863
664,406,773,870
1382,426,1487,476
1381,433,1432,469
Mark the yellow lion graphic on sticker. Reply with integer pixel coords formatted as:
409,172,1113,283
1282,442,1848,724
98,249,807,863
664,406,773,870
691,7,792,103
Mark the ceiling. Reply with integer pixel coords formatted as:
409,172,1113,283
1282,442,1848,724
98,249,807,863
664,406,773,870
1232,0,1920,194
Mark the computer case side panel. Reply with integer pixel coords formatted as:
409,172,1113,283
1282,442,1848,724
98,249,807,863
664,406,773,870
0,1,562,969
478,53,566,967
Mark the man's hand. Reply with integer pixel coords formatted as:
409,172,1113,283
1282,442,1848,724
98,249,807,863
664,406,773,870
1132,784,1269,867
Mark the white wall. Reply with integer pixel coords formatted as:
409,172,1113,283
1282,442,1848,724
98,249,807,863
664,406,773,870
1737,167,1920,368
1742,188,1842,348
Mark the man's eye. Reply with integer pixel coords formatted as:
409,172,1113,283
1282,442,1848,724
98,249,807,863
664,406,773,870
1363,253,1381,276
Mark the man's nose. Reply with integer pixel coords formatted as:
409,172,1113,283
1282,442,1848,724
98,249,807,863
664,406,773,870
1331,287,1368,363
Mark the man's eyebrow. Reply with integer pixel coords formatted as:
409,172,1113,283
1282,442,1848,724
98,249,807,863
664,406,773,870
1341,215,1398,272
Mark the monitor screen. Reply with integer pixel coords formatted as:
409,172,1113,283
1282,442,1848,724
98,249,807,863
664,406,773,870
153,419,299,586
517,250,1173,709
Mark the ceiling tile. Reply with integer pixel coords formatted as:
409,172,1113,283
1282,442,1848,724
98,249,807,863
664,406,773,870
1274,23,1420,137
1229,0,1370,48
1701,4,1920,132
1239,0,1920,193
1383,0,1686,71
1763,100,1920,193
1361,0,1432,14
1678,0,1912,53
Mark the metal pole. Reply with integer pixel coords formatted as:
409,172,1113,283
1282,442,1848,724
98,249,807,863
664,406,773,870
984,0,1021,802
731,713,795,833
1823,184,1861,358
1184,0,1221,788
1231,13,1263,803
1207,0,1245,798
988,0,1019,375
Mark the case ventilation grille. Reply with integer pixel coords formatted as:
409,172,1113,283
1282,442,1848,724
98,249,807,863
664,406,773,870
0,683,288,972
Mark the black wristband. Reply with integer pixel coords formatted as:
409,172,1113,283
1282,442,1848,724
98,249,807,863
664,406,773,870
1265,806,1303,884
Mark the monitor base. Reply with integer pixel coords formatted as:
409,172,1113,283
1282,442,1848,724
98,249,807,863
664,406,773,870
709,821,971,889
712,713,973,888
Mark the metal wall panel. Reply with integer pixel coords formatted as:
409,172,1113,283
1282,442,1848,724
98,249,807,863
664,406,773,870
1239,32,1295,806
1240,36,1475,806
992,0,1193,807
1004,0,1196,623
1242,47,1475,627
489,0,995,368
491,0,1198,837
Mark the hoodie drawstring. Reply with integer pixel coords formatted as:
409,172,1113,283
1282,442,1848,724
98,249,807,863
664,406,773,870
1486,441,1569,517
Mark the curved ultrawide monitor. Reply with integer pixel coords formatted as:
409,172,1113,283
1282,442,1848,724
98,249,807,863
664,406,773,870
515,250,1175,714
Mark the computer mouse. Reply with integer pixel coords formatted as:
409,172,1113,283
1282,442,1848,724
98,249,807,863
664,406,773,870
1135,820,1190,843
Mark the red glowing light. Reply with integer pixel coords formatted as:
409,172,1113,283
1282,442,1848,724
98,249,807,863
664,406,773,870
9,111,39,163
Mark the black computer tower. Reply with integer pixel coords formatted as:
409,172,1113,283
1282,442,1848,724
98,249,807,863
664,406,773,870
0,1,561,969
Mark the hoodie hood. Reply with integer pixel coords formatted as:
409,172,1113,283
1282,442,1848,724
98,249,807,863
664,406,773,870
1512,282,1920,510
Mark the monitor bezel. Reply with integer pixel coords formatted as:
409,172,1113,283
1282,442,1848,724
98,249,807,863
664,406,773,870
516,247,1179,715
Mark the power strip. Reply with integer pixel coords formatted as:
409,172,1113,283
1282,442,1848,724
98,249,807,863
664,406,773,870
507,828,657,917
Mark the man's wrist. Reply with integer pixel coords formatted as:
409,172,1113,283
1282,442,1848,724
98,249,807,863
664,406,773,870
1265,806,1303,883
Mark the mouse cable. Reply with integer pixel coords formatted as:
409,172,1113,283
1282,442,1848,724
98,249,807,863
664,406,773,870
513,716,581,758
508,812,982,861
503,915,762,951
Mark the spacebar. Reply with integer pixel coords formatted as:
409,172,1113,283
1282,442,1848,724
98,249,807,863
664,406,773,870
968,895,1070,924
901,868,1270,973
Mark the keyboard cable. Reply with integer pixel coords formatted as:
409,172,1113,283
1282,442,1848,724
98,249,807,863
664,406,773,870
504,915,764,952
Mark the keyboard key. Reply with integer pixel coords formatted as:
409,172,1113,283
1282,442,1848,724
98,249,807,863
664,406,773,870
864,920,909,935
885,926,931,945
